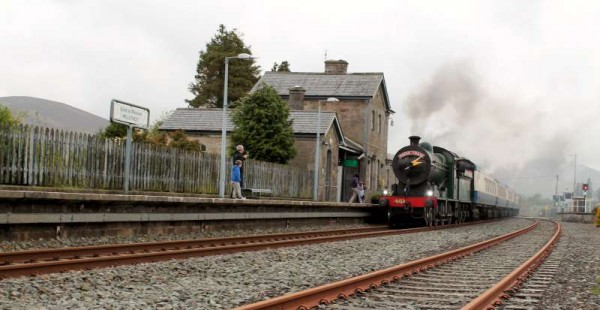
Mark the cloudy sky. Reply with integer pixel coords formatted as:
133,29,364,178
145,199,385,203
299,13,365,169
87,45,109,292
2,0,599,195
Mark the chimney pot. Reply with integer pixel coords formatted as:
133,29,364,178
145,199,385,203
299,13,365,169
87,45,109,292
324,59,348,74
288,86,306,110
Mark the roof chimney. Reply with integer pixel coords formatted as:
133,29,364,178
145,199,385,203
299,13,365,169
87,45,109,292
288,86,306,110
324,59,348,74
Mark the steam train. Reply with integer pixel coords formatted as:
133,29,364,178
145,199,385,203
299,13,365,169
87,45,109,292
379,136,519,227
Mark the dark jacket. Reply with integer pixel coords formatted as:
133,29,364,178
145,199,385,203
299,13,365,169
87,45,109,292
233,151,247,164
351,176,359,188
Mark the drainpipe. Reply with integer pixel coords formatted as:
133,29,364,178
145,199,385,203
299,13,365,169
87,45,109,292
363,99,371,187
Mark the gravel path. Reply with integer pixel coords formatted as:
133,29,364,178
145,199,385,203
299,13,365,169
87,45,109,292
0,218,533,309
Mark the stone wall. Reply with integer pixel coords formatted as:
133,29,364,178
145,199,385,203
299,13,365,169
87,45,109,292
287,128,341,201
558,212,595,223
185,133,225,154
303,88,392,194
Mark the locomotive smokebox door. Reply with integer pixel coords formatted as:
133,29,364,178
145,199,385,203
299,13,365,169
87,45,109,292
392,145,432,185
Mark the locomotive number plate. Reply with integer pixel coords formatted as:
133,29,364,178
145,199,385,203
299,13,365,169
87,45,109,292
393,198,406,204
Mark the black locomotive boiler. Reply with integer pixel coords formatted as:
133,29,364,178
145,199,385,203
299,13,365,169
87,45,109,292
379,136,520,227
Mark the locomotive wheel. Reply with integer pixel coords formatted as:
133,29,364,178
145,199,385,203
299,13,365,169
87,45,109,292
424,206,433,227
387,209,396,228
438,205,444,226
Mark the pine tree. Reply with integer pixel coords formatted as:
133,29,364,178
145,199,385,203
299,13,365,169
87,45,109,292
186,25,260,108
271,61,291,72
231,85,296,164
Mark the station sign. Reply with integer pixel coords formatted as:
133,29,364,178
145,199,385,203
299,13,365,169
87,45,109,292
110,99,150,129
342,159,358,167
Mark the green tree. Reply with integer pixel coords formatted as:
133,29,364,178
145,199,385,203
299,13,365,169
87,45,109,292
101,122,128,139
186,24,260,108
0,104,23,126
271,61,291,72
101,122,148,142
135,110,171,145
169,130,202,152
231,85,296,164
101,112,201,151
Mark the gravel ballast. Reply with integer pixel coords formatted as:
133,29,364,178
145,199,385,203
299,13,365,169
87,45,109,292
536,221,600,309
0,218,537,309
0,224,372,253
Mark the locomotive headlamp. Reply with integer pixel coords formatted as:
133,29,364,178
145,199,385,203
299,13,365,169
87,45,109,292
426,190,433,197
383,189,389,195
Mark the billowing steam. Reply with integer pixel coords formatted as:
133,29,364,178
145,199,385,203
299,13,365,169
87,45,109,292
403,61,583,196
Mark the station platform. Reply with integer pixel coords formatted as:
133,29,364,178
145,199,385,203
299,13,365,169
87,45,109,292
0,187,385,241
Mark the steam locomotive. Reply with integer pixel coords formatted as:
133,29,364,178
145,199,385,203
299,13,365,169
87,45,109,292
379,136,519,227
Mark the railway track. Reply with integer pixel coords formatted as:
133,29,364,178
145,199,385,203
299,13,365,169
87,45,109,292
497,238,566,309
237,219,560,310
0,221,488,280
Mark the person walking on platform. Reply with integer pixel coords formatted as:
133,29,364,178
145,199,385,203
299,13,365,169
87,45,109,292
233,145,249,189
349,174,363,203
231,160,245,199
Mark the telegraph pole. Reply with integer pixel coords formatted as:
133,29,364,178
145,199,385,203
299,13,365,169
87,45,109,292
573,154,577,193
569,154,577,193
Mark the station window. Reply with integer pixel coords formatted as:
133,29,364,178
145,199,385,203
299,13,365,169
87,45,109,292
378,114,381,133
371,110,375,131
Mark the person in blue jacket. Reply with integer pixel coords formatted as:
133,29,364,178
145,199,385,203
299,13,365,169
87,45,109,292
231,160,245,199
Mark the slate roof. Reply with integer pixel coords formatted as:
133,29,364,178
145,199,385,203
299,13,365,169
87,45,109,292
161,108,340,136
252,72,393,112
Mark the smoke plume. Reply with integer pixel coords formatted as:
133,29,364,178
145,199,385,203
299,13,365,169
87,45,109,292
403,61,583,196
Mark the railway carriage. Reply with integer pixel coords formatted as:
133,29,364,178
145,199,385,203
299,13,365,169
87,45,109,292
380,136,519,227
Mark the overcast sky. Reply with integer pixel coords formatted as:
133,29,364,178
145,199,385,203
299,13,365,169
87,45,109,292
2,0,599,195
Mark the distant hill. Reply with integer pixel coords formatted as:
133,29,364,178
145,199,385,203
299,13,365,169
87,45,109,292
0,96,109,134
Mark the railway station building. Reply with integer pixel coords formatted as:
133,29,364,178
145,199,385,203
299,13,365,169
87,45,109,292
161,60,394,201
253,60,395,199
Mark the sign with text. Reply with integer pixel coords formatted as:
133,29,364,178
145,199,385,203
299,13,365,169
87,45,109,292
110,99,150,129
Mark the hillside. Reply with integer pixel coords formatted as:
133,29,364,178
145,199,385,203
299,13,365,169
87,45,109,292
0,96,108,134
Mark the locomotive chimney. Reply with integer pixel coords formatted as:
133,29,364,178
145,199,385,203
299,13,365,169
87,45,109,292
409,136,421,146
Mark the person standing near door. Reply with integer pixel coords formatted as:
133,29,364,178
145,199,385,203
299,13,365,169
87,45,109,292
349,174,362,203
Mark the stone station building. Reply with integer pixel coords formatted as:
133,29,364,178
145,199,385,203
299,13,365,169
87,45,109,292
161,60,394,202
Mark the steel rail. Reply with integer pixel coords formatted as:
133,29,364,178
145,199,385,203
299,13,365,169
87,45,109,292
0,221,488,279
462,220,561,309
234,221,539,310
0,226,388,264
